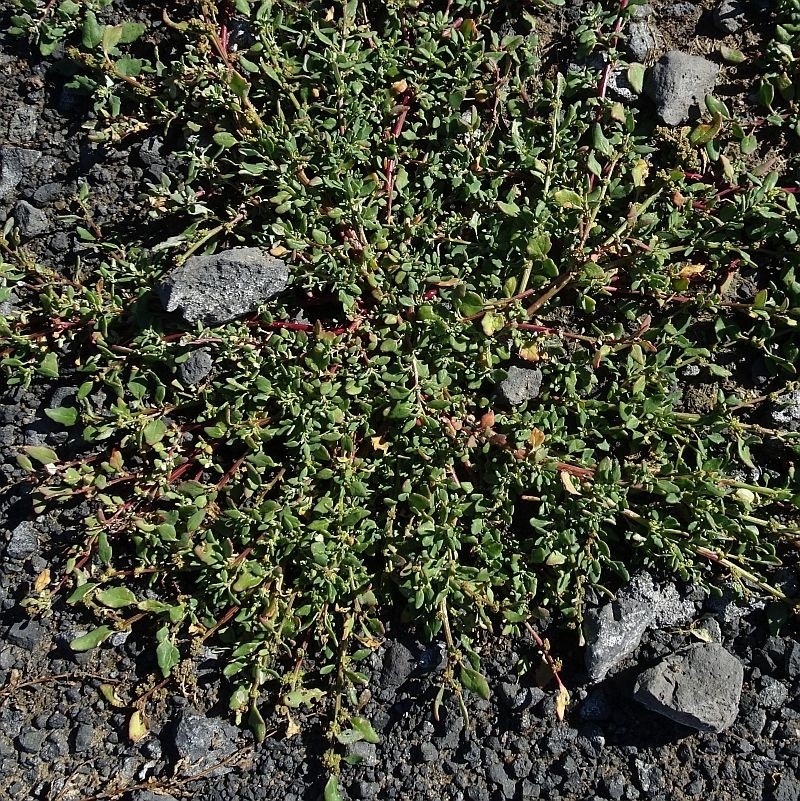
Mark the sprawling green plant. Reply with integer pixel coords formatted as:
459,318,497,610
3,0,800,783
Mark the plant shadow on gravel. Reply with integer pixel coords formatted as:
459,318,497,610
2,0,800,792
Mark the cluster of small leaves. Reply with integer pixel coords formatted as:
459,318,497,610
3,1,800,772
758,0,800,137
8,0,113,56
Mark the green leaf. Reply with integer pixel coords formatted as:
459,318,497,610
324,776,343,801
213,131,238,148
67,583,97,604
526,233,551,259
156,635,180,678
143,419,167,445
97,530,112,565
81,10,103,48
38,351,59,378
119,21,146,43
45,406,78,426
115,57,143,78
350,716,380,744
719,45,745,64
497,200,520,216
96,586,136,609
627,62,645,94
552,189,583,208
458,291,484,318
23,445,59,465
102,24,123,53
689,113,723,146
70,625,113,652
235,0,251,13
459,665,490,700
249,702,267,742
740,134,757,155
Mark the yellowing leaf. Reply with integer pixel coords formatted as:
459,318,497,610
270,245,289,257
678,263,705,278
99,683,126,708
632,159,648,188
34,569,51,592
481,310,505,336
391,79,408,94
519,342,541,362
529,428,546,449
285,713,301,738
555,684,570,722
560,470,581,495
128,710,149,743
371,436,389,453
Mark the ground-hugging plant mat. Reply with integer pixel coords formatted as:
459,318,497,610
2,1,800,800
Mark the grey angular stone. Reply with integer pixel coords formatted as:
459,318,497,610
0,147,42,199
0,292,20,319
7,620,45,650
6,521,39,560
130,792,178,801
8,107,38,143
625,571,695,628
627,19,662,62
773,774,800,801
17,729,46,754
346,740,378,766
713,0,746,34
73,723,95,751
584,572,694,682
178,348,214,385
159,247,289,324
497,366,543,406
418,741,438,762
644,51,719,126
583,594,653,683
172,708,239,776
381,642,415,689
633,642,743,732
14,201,50,238
771,391,800,431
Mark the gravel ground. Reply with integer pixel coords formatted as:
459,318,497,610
2,2,800,801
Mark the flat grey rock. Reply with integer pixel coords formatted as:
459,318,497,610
645,51,719,126
159,247,289,324
14,200,50,238
714,0,746,34
497,366,543,406
633,642,743,732
130,793,178,801
625,571,695,629
584,594,652,682
584,572,694,681
771,391,800,431
6,521,39,560
172,708,239,776
627,19,662,62
0,147,42,200
8,106,38,143
8,620,46,650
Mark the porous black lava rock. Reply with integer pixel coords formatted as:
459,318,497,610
177,348,214,386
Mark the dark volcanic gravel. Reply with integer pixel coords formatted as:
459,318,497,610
2,3,800,801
